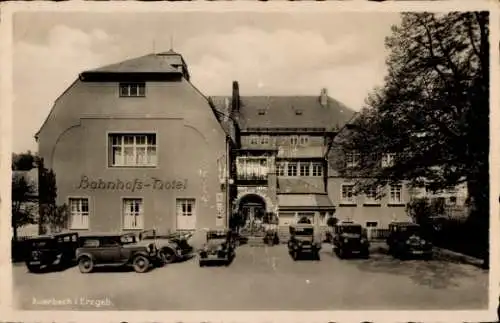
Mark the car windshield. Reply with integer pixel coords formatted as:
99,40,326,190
207,232,226,240
400,225,421,235
341,225,362,234
294,228,314,236
120,235,136,244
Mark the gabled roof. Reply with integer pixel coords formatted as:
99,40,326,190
210,96,355,131
81,51,185,74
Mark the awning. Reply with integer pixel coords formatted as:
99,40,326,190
278,194,335,211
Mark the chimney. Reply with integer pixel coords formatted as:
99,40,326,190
320,88,328,107
223,97,230,122
232,81,240,114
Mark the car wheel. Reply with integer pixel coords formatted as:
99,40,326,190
78,257,94,274
338,249,345,259
160,248,176,264
199,260,205,267
292,251,299,261
26,264,42,273
132,255,150,273
314,251,320,261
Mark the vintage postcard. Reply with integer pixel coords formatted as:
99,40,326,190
0,1,498,322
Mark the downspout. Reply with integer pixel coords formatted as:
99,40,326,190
225,135,231,229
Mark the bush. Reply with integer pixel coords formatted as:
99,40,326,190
406,198,432,225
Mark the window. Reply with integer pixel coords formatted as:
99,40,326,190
82,239,99,248
341,184,356,204
448,196,457,205
366,221,378,228
69,198,89,229
287,162,297,176
299,163,310,176
312,163,323,177
260,135,270,145
123,198,144,230
276,163,285,176
299,136,309,145
109,133,157,167
250,135,259,145
290,135,299,146
365,187,380,204
346,152,360,168
389,184,403,204
258,109,266,115
119,83,145,97
176,198,195,217
382,153,396,168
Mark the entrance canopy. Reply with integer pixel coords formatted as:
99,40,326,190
278,194,335,211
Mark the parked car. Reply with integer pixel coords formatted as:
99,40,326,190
386,222,433,259
263,228,280,246
76,232,159,273
198,229,235,267
25,232,79,273
287,224,321,260
332,222,369,259
138,229,193,265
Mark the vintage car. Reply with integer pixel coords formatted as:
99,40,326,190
263,225,280,246
386,222,433,259
332,222,370,259
198,229,235,267
287,224,322,260
76,232,159,273
25,232,79,273
138,229,194,265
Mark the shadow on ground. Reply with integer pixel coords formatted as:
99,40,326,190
353,246,476,289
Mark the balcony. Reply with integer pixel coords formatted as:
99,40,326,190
236,173,268,185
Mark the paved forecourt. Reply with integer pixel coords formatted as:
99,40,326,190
13,243,488,311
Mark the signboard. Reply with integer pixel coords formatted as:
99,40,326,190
77,175,187,192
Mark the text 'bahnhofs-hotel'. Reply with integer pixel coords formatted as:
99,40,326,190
35,50,466,236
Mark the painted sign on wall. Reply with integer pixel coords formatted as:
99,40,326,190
77,175,187,192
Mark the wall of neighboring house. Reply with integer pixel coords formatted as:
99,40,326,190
327,177,411,229
37,78,227,233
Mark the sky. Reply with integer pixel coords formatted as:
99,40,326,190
12,11,402,153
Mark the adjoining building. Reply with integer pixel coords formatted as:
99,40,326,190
36,50,231,233
211,84,412,239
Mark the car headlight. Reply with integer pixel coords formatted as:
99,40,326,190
420,239,426,245
297,241,302,246
344,238,348,243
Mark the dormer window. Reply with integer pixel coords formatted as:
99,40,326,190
299,135,309,145
260,135,270,145
119,83,146,97
250,135,259,145
258,109,266,115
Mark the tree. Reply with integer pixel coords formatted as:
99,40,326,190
37,158,58,235
12,151,38,171
333,12,489,267
11,173,37,240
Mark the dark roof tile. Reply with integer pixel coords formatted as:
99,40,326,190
210,95,355,131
